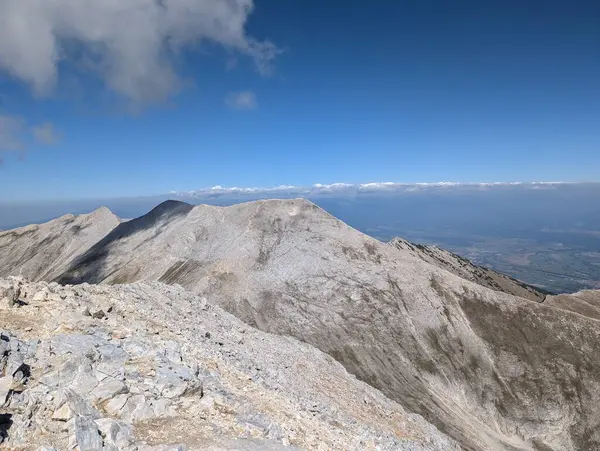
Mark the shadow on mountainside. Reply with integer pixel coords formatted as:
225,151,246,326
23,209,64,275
56,200,193,285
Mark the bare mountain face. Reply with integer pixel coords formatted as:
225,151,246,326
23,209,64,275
389,238,547,302
0,278,455,450
0,207,120,281
544,290,600,321
2,199,599,450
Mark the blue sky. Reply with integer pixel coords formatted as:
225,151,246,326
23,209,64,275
0,0,599,201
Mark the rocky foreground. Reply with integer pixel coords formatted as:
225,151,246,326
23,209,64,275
0,277,456,450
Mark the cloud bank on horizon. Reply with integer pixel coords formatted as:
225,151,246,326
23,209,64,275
171,181,576,198
1,181,597,231
0,0,276,104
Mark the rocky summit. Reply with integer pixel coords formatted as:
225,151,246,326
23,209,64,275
1,199,599,450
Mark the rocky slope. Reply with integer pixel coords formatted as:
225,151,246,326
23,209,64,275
0,207,120,281
44,199,600,450
389,237,547,302
0,277,455,450
543,289,600,321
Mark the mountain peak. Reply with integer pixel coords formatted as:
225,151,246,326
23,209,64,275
0,207,120,281
151,199,193,214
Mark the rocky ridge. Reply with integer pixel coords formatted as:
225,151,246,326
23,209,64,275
544,289,600,321
389,237,547,302
0,277,456,450
0,207,120,282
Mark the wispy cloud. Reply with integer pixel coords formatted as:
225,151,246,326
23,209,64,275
225,91,258,110
33,122,61,145
0,115,60,164
0,0,278,105
0,115,26,155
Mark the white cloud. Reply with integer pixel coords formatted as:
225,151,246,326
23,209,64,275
33,122,61,145
225,90,257,110
173,182,573,198
0,0,278,104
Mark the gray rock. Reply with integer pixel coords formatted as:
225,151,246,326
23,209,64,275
120,394,155,423
95,418,134,448
60,356,99,395
91,309,105,319
197,395,215,411
152,398,175,417
73,415,103,451
2,286,19,307
32,290,48,302
5,350,25,379
266,422,285,441
47,334,101,358
91,379,128,404
161,381,187,399
103,393,129,417
0,376,12,407
156,363,192,381
51,403,74,421
95,344,128,379
55,389,101,418
139,446,186,451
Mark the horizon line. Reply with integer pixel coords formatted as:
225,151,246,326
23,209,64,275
171,180,588,196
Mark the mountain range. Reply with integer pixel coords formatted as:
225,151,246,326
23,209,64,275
1,199,599,450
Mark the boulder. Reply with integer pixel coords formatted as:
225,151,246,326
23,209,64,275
104,393,129,416
120,395,155,423
72,415,103,451
32,290,48,303
95,418,134,448
1,286,20,307
51,403,73,422
91,379,128,404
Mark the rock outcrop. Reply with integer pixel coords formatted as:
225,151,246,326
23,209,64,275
389,237,547,302
49,199,600,450
0,277,456,450
0,207,120,281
